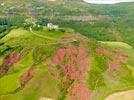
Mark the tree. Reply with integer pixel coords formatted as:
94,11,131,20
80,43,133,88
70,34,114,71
23,17,37,28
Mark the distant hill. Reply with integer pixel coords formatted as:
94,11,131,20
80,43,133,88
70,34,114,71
0,0,134,46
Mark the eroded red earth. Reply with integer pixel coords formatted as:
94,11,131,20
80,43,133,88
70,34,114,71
63,34,89,42
0,52,21,76
96,47,128,69
4,52,22,66
20,69,33,85
49,45,91,100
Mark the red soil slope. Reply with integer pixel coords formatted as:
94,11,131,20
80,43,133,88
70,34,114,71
0,52,21,76
63,34,89,41
20,69,33,85
4,52,21,66
96,47,128,69
50,44,90,100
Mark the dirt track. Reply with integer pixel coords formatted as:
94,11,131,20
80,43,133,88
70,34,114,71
105,90,134,100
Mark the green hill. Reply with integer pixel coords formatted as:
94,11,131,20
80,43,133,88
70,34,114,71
0,28,134,100
0,0,134,99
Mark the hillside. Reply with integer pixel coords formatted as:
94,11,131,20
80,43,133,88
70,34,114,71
0,0,134,100
0,28,134,100
0,0,134,46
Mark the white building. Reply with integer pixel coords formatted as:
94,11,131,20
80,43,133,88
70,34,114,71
47,23,59,30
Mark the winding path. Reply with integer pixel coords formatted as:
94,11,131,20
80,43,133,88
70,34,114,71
105,90,134,100
29,27,76,45
29,27,59,41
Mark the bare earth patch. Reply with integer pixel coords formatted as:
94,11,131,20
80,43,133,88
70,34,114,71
96,47,128,69
0,52,21,76
63,34,89,41
49,44,91,100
